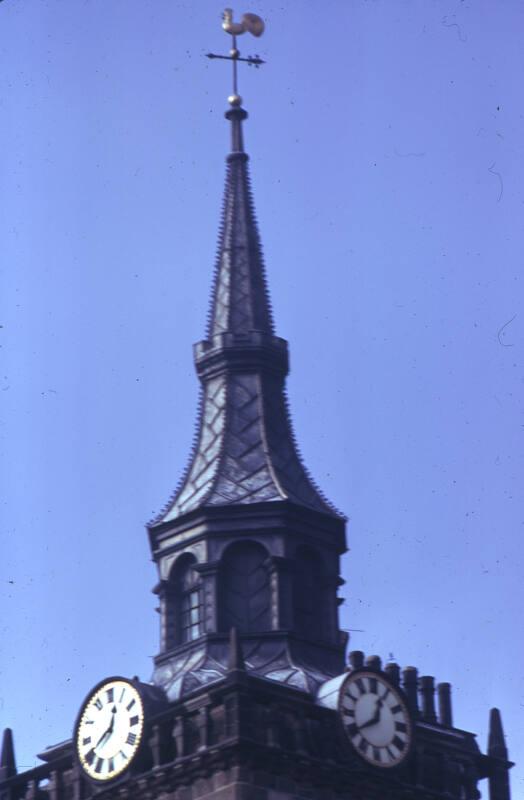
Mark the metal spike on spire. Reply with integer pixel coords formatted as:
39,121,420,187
206,9,266,107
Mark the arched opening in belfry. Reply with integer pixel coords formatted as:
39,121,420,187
165,553,203,648
293,545,324,640
218,541,271,633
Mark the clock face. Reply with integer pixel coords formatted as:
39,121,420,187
339,671,412,768
75,678,144,781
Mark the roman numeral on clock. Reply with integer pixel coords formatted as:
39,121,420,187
395,721,407,733
129,715,140,727
392,735,405,751
106,688,114,703
126,733,137,746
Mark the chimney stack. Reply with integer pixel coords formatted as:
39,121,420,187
419,675,437,722
437,682,453,727
402,667,419,716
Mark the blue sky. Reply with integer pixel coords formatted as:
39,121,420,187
1,0,523,794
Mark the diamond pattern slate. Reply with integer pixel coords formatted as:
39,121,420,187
152,637,333,701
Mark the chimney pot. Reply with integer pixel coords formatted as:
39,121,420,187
365,655,382,672
402,667,419,715
385,662,400,686
437,682,453,727
348,650,364,670
419,675,437,722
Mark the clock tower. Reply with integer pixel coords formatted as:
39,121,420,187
0,12,513,800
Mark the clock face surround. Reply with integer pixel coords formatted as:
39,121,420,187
75,678,145,781
339,670,412,768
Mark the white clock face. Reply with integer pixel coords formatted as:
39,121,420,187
340,671,412,768
76,679,144,781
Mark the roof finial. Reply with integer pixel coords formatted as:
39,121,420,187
0,728,17,780
228,626,246,672
206,9,265,108
488,708,508,760
488,708,512,800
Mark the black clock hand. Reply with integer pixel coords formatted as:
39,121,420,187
95,729,110,750
95,706,117,749
358,714,379,731
358,698,383,731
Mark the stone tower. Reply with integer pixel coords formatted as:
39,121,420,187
0,26,513,800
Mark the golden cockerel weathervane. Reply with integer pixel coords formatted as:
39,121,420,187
206,9,265,106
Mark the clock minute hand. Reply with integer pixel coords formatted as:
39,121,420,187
95,706,117,749
95,728,111,750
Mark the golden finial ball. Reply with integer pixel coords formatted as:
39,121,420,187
228,94,243,107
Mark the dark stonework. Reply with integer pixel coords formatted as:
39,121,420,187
0,58,512,800
0,666,507,800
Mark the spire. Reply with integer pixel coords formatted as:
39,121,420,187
0,728,17,780
152,97,341,526
207,104,274,339
150,12,343,528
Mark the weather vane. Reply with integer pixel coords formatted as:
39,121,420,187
206,8,265,107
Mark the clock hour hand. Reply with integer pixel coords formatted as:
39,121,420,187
358,698,383,731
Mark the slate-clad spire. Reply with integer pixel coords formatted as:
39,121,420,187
208,106,274,338
153,103,341,526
